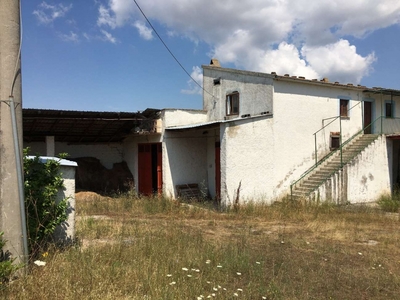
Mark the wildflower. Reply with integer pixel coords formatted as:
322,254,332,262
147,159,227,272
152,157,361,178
207,281,211,284
281,241,284,244
211,293,216,297
42,252,49,258
256,261,261,265
182,267,189,271
223,288,227,291
217,265,222,268
358,252,363,256
206,260,211,264
233,293,239,297
166,274,172,277
169,281,176,285
213,287,218,291
34,260,46,266
236,272,242,275
237,288,243,292
218,285,222,289
262,297,267,299
187,275,192,278
195,269,200,272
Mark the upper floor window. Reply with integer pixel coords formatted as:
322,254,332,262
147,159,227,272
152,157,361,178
385,100,395,118
340,99,349,118
226,92,239,116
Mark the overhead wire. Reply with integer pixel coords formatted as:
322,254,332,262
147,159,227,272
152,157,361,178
131,0,215,98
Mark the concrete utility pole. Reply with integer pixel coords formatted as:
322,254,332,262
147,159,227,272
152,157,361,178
0,0,25,264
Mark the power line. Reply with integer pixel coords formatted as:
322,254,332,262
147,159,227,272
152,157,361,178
132,0,214,98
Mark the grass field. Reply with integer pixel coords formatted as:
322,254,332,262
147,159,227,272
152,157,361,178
2,192,400,299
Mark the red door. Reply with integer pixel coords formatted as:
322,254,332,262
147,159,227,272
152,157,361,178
215,142,221,201
138,143,162,195
138,144,152,195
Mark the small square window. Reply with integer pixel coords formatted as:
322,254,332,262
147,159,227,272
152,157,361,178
330,134,340,150
340,99,349,117
226,92,239,116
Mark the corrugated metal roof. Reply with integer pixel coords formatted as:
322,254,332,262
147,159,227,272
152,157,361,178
23,108,160,143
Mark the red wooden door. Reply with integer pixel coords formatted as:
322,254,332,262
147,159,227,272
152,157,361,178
215,142,221,201
138,144,152,195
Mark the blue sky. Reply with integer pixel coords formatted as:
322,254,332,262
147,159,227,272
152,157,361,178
22,1,400,112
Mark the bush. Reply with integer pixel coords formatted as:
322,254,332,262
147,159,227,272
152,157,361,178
23,150,69,258
0,232,21,283
377,193,400,212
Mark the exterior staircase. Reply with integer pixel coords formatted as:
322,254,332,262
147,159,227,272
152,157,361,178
291,134,379,200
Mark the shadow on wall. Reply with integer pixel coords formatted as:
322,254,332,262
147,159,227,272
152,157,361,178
71,157,134,194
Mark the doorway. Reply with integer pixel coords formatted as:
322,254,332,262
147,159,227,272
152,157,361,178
364,101,372,134
138,143,162,195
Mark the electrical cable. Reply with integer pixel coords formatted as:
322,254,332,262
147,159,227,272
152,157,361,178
132,0,215,99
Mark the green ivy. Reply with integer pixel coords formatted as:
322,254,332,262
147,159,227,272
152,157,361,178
23,149,69,258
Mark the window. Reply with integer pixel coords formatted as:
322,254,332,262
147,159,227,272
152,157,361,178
330,133,340,150
340,99,349,117
226,92,239,116
385,101,394,118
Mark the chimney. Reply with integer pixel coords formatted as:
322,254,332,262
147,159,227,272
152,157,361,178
210,58,221,67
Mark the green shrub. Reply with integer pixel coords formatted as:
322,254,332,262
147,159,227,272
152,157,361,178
23,149,69,258
0,232,21,283
377,193,400,212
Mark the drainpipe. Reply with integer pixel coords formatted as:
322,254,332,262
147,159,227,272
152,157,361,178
9,96,28,264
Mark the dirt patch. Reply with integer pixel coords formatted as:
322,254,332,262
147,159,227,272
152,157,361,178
75,191,110,202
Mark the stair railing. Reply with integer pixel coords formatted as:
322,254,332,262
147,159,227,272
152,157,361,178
290,116,385,200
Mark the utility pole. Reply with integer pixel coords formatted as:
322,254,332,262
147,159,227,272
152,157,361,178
0,1,25,265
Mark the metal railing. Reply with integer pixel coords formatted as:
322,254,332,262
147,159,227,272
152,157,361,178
290,116,400,200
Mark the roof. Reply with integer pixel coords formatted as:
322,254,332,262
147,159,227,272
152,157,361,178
23,108,160,143
203,62,400,95
26,156,78,167
166,113,273,130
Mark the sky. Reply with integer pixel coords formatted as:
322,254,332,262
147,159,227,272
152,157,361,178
21,0,400,112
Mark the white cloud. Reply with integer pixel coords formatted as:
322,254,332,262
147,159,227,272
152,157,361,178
59,31,79,43
181,66,203,95
33,2,72,24
133,21,153,40
97,5,117,29
97,0,400,84
101,30,118,44
302,40,376,84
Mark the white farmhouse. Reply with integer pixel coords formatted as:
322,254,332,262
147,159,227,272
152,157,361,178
157,59,400,206
24,59,400,206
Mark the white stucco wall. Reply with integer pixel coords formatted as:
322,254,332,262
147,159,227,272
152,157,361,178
54,162,77,243
162,130,208,198
162,109,207,128
220,116,275,205
272,80,364,198
24,142,124,169
317,135,391,203
203,66,274,121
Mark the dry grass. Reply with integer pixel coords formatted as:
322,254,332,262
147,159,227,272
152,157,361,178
2,193,400,299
